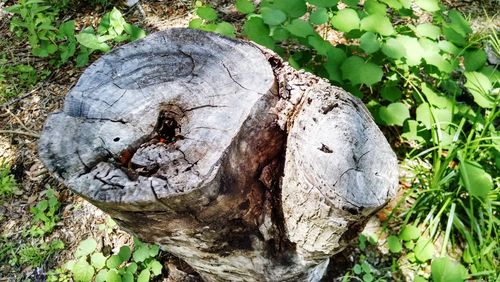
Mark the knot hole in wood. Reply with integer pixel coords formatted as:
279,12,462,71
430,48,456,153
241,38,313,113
155,103,185,144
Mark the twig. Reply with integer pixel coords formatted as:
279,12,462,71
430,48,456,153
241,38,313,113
0,84,43,109
6,108,31,132
0,130,39,138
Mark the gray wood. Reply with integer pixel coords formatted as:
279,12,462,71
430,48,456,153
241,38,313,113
39,28,398,281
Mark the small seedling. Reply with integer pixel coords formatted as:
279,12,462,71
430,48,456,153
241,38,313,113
29,188,61,237
59,237,163,282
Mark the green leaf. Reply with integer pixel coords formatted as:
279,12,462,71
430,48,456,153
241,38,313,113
274,0,307,17
397,35,424,66
324,48,346,82
463,49,487,71
341,56,383,86
189,18,204,29
236,0,255,14
382,37,406,59
480,65,500,83
76,50,90,67
123,24,146,41
262,7,287,26
148,244,160,257
308,0,339,8
65,260,76,271
122,271,134,282
286,19,315,37
127,262,138,273
331,9,360,33
438,40,459,55
399,225,420,241
117,246,131,262
133,246,149,262
137,269,150,282
243,18,275,49
442,25,466,46
363,273,374,282
458,156,493,198
196,6,217,21
381,85,402,102
309,8,329,25
448,10,472,36
417,103,452,131
308,35,332,55
105,269,121,282
414,237,434,262
75,33,110,52
379,0,402,9
106,255,124,269
72,259,95,282
415,23,441,39
402,120,427,143
353,264,362,274
344,0,359,7
464,72,495,108
421,83,453,109
378,102,410,126
414,276,427,282
59,20,75,38
420,38,453,72
387,235,402,253
360,14,394,36
364,0,387,15
150,260,163,276
271,27,290,41
75,238,97,258
405,240,415,250
215,22,236,38
431,257,468,282
109,7,126,35
415,0,440,12
90,252,107,269
360,32,380,53
95,269,108,282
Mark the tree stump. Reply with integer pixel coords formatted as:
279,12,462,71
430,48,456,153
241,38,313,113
38,28,398,281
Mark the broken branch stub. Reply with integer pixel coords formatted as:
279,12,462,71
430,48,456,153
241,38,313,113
38,28,398,281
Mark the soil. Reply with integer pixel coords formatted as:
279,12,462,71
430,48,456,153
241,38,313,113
0,0,498,281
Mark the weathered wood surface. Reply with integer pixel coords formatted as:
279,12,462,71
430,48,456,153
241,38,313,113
39,28,398,281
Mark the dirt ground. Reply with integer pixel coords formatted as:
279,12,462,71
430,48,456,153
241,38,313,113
0,0,498,281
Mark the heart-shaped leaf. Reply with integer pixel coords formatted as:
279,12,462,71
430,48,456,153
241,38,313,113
331,9,360,33
236,0,255,14
431,257,468,282
341,56,383,86
360,14,394,36
75,238,97,258
458,154,493,198
378,102,410,126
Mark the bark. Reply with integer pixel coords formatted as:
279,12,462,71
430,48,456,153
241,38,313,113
38,28,398,282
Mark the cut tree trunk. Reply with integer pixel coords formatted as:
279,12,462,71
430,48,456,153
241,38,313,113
38,28,398,282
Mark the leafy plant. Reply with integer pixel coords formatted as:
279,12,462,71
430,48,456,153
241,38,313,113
188,1,236,38
28,188,61,237
0,58,50,101
0,161,17,200
342,234,394,282
0,237,19,267
189,1,499,279
58,237,163,282
74,7,146,66
5,2,145,66
19,239,65,267
6,0,61,58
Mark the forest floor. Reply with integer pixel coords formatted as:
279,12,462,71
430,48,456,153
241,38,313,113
0,0,498,281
